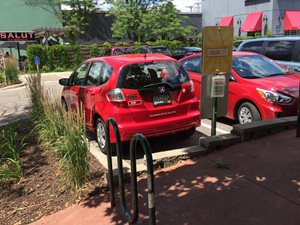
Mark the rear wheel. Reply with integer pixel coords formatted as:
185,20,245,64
96,118,116,155
61,99,68,112
176,127,196,139
238,102,261,124
96,118,108,154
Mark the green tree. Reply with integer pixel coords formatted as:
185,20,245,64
108,1,143,40
145,1,192,40
109,0,190,41
62,0,96,37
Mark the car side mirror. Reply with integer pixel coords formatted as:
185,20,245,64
228,73,236,82
59,78,70,86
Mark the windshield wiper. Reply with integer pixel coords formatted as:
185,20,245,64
267,72,291,77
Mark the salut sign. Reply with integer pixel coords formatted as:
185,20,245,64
0,32,35,42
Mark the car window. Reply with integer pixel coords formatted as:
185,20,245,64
86,62,103,86
71,63,89,86
118,61,190,89
101,63,113,84
181,56,201,73
240,41,264,53
265,40,296,61
232,55,290,79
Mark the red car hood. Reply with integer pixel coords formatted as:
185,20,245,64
245,74,300,98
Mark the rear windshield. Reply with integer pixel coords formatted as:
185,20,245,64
118,61,190,89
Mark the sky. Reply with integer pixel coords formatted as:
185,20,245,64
172,0,202,12
94,0,202,13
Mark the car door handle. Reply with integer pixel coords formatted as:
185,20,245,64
91,93,95,96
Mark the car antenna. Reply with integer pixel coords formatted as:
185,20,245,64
144,44,148,59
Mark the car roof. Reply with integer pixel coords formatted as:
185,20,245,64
180,51,258,60
238,36,300,43
84,53,176,67
182,47,201,50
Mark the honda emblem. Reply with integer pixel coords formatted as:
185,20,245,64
158,86,165,93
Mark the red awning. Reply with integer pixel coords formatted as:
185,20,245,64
241,12,262,32
284,11,300,30
219,16,234,26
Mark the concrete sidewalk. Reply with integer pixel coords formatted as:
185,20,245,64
31,129,300,225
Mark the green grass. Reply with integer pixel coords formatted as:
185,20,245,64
0,122,23,181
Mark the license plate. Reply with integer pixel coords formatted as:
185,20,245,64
153,94,171,106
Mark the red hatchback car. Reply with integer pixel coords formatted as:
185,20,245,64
59,54,200,153
180,52,300,124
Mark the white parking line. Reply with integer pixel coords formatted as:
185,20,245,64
201,122,230,134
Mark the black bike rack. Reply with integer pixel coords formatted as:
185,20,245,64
105,118,156,225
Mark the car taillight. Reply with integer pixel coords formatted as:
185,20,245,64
106,88,126,102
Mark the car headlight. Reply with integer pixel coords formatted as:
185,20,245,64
256,88,292,104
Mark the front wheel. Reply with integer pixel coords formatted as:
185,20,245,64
238,102,261,124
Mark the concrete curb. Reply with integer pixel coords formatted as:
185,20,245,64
0,82,27,91
231,116,297,142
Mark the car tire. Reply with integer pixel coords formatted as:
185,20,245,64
176,127,196,139
238,102,261,124
96,118,109,154
61,99,68,112
96,118,117,155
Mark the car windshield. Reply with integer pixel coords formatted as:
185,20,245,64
232,55,290,79
118,61,190,89
151,47,170,54
113,47,134,55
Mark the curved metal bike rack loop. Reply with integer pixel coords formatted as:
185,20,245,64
105,118,156,225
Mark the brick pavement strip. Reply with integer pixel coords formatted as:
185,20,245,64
31,129,300,225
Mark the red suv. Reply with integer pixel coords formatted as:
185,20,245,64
59,54,200,153
180,52,300,124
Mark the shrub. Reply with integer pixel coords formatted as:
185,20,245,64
0,72,5,83
89,44,101,57
58,110,89,189
27,75,89,189
4,58,19,84
27,44,47,71
0,122,23,181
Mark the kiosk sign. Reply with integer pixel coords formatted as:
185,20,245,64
202,26,233,74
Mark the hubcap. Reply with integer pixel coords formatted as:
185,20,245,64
239,107,252,124
97,122,106,149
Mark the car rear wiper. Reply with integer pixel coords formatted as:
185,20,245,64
142,82,163,88
141,82,181,91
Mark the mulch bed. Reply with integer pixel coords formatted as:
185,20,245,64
0,122,107,225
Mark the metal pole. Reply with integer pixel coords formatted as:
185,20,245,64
16,42,21,70
211,97,217,136
105,120,115,207
297,81,300,137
